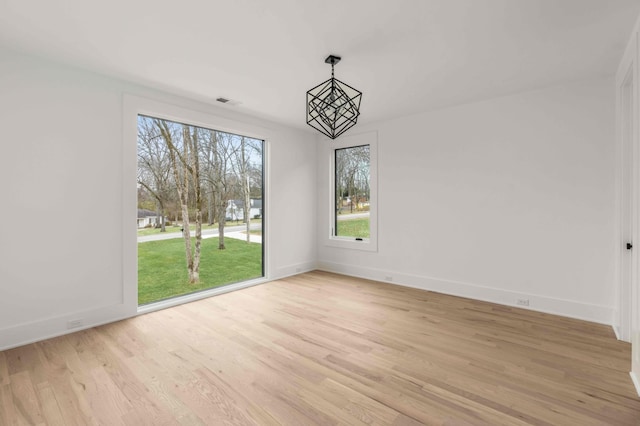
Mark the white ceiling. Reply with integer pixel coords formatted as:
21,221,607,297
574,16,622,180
1,0,639,131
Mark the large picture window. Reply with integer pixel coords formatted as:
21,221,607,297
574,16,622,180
328,131,377,251
136,114,264,305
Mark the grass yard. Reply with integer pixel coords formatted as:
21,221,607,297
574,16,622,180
138,237,262,305
336,217,370,238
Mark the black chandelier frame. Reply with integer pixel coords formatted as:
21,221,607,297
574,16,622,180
306,55,362,139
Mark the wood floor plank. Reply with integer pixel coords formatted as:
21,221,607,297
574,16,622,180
0,383,20,425
121,353,205,426
9,370,44,425
35,381,70,426
2,271,639,425
5,344,48,386
0,350,9,386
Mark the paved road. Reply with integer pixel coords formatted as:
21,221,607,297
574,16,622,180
337,212,370,221
138,223,262,243
138,215,362,243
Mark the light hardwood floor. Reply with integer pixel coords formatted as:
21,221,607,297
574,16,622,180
1,271,639,425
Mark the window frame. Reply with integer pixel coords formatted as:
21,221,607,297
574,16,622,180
326,131,378,252
123,94,270,316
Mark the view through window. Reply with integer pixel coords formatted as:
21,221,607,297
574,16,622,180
137,115,264,305
335,144,370,239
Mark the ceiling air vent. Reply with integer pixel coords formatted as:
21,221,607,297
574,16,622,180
215,97,241,106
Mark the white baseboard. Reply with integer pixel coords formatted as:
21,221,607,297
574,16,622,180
0,302,134,352
613,325,622,341
317,260,614,325
271,261,317,281
1,280,274,351
0,260,318,352
611,309,629,342
631,372,640,397
0,260,613,351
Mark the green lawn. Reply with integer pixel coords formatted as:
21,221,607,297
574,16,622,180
336,217,370,238
138,237,262,305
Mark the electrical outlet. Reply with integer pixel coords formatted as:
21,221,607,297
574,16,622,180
516,299,530,307
67,319,83,329
384,276,393,282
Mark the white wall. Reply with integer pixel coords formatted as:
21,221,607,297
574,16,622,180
318,78,617,324
0,48,317,350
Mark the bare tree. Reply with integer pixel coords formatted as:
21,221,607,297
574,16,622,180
137,116,172,232
336,145,370,215
202,130,233,250
200,133,216,226
231,136,260,243
185,125,203,281
155,119,202,283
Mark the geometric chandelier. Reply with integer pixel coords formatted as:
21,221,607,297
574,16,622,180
306,55,362,139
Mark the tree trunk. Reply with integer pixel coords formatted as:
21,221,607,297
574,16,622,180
349,181,354,213
354,188,359,212
180,204,194,283
217,197,226,250
156,200,166,232
245,198,251,243
241,138,251,243
188,126,202,283
207,188,214,226
158,119,197,283
211,130,226,250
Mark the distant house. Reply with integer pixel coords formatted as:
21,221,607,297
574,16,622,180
226,199,262,221
251,199,263,218
137,209,166,228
